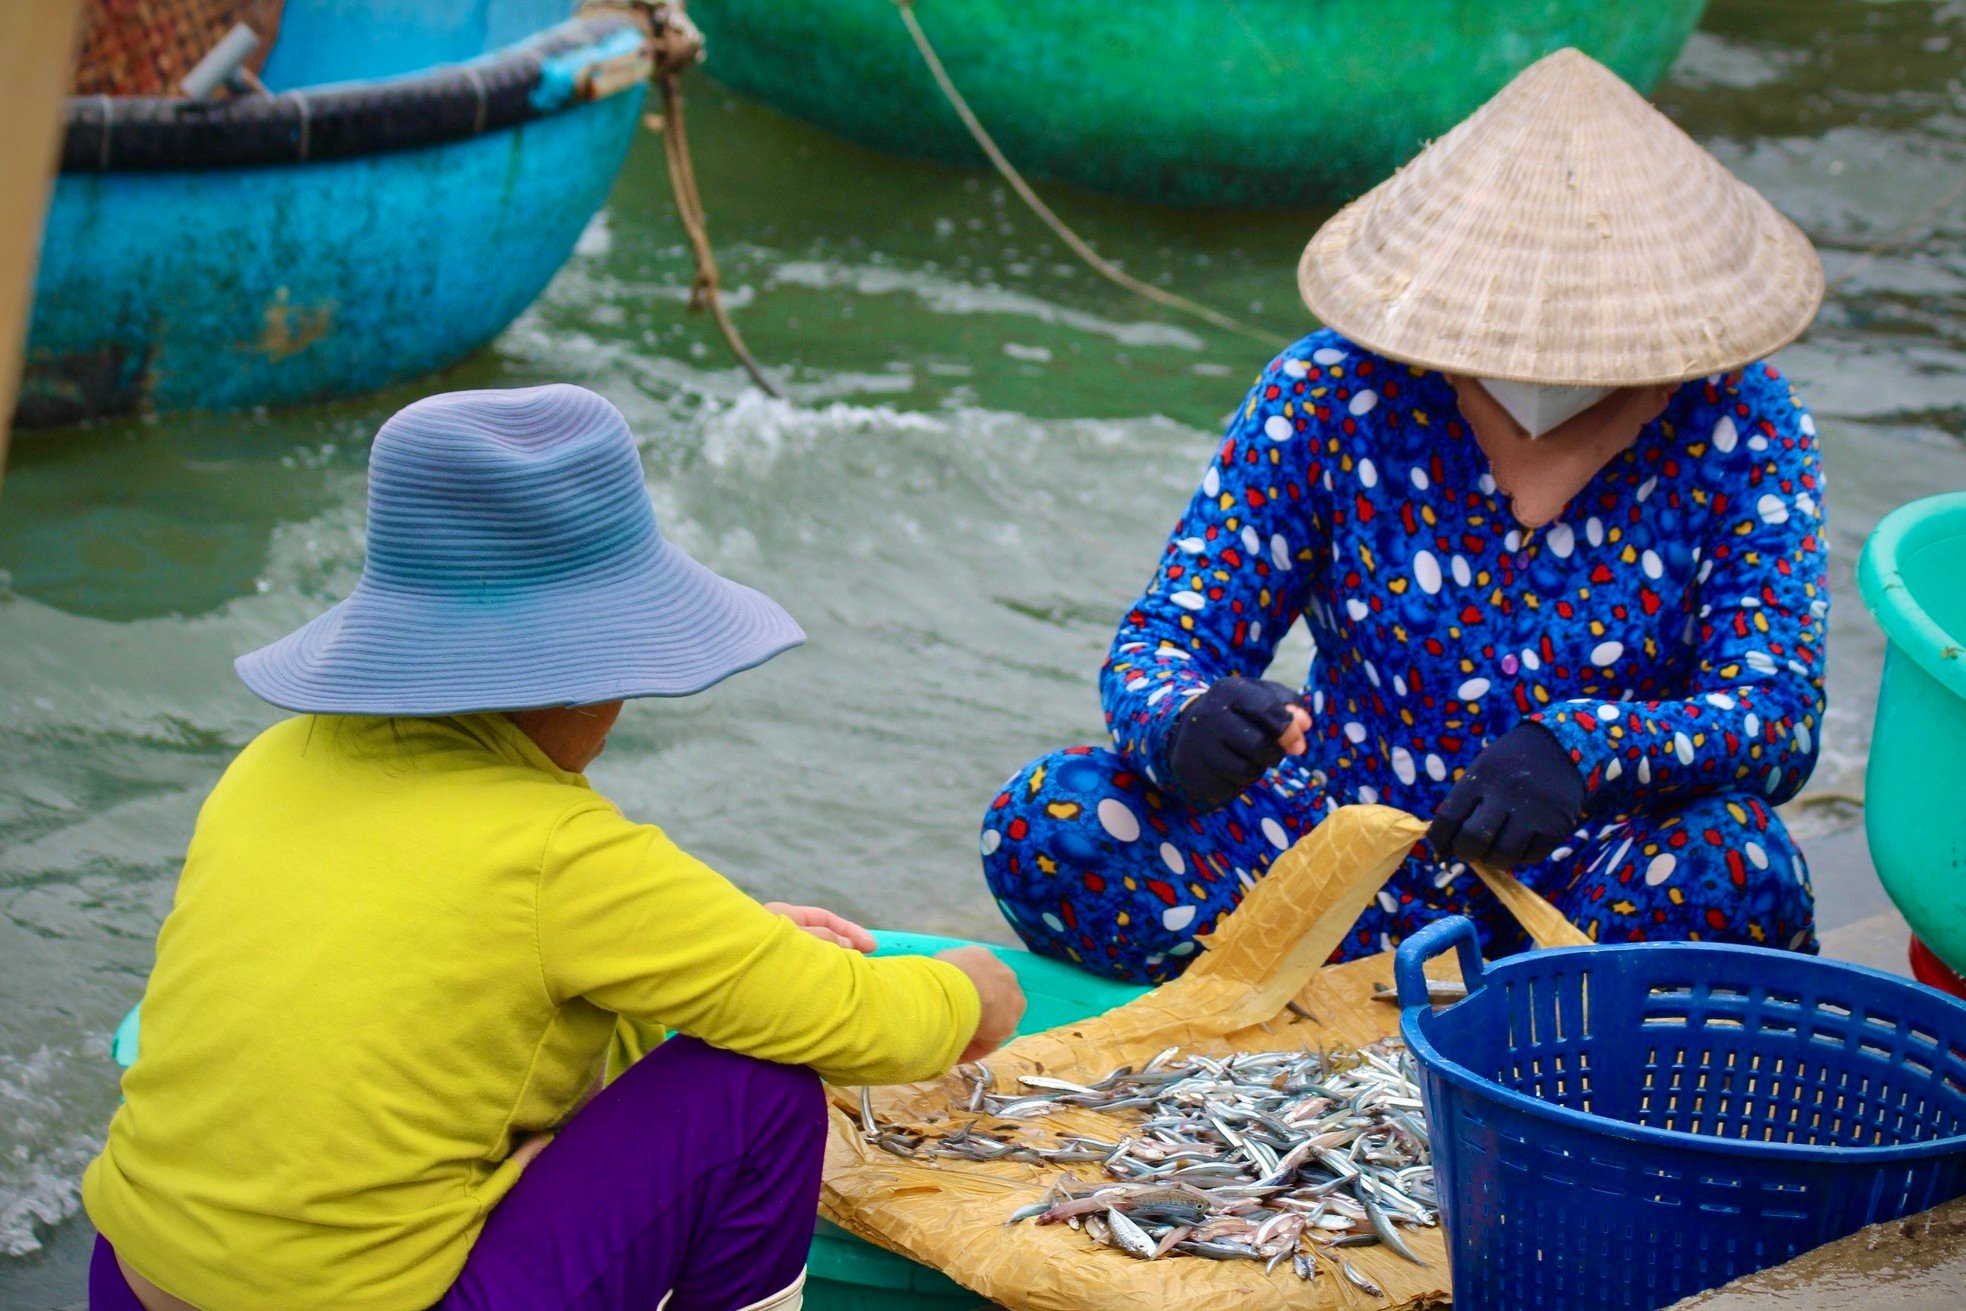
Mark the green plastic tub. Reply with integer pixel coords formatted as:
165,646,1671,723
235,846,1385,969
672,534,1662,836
804,931,1148,1310
1859,491,1966,978
111,929,1146,1309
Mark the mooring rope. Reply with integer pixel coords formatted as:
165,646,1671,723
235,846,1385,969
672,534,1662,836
892,0,1274,344
593,0,782,396
655,69,781,397
1786,787,1866,812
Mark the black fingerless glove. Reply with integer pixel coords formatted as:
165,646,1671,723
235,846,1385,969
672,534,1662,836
1428,722,1586,868
1166,677,1303,811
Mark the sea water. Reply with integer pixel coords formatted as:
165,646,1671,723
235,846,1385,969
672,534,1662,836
2,0,1962,1299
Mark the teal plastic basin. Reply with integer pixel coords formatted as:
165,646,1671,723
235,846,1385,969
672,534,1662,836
804,931,1148,1310
111,929,1145,1309
1858,491,1966,978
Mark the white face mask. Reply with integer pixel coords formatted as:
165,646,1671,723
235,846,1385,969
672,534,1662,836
1475,377,1615,438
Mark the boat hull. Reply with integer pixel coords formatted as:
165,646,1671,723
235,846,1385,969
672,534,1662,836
692,0,1707,209
21,89,642,427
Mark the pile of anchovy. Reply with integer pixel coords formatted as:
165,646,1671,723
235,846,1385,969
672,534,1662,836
858,1039,1436,1291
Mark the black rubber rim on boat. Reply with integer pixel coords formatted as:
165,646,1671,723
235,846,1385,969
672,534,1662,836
59,16,640,173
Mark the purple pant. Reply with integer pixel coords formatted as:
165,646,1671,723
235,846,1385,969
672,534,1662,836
91,1035,826,1311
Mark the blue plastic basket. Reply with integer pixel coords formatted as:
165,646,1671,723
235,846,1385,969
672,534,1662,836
1395,916,1966,1310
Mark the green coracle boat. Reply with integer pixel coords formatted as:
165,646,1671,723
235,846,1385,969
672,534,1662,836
690,0,1709,208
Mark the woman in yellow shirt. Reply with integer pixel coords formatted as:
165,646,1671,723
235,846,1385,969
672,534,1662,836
83,385,1025,1311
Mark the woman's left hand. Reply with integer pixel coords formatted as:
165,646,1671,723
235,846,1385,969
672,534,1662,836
1429,722,1586,868
766,902,877,953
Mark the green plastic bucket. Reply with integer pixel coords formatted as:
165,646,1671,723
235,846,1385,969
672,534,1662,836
1858,491,1966,978
111,930,1146,1309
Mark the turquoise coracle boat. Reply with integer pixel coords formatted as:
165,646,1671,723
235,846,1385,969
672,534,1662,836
21,0,653,427
690,0,1709,208
112,930,1147,1309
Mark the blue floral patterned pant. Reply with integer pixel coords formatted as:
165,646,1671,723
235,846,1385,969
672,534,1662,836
981,746,1817,984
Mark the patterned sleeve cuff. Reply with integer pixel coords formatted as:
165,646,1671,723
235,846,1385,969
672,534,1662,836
1103,647,1210,789
1528,703,1625,805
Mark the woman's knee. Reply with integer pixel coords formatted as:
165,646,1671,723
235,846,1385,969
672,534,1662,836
636,1037,825,1147
1567,792,1813,949
979,746,1254,982
981,747,1163,895
1682,793,1814,948
1649,792,1806,883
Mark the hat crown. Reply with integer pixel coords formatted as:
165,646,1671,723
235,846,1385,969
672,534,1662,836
1355,49,1760,288
1299,48,1822,385
362,385,659,596
235,384,806,716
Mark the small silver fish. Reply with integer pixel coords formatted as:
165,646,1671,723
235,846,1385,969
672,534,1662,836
1342,1259,1384,1295
1363,1193,1424,1264
1104,1207,1158,1259
1020,1074,1103,1095
858,1038,1438,1273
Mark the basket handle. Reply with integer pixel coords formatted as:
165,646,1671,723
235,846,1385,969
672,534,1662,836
1395,914,1485,1011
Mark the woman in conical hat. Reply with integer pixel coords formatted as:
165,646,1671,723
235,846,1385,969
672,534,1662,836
82,385,1026,1311
984,49,1828,982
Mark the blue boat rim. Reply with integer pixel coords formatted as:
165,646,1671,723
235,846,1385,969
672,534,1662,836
58,15,652,174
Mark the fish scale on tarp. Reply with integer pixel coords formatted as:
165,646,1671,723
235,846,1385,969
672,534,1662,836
820,805,1515,1311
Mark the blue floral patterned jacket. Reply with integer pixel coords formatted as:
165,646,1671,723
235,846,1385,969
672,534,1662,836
1101,330,1829,820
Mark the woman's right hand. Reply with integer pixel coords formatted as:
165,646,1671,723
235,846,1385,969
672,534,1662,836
1166,677,1311,810
935,946,1027,1063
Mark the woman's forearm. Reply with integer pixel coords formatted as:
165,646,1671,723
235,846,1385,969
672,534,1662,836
539,805,980,1085
1102,342,1330,782
1532,370,1829,813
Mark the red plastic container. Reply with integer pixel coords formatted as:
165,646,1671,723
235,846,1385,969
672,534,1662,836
1911,934,1966,999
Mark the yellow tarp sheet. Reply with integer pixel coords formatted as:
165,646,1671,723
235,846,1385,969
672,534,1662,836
819,804,1544,1311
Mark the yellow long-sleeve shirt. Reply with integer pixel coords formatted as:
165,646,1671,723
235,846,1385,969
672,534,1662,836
82,713,978,1311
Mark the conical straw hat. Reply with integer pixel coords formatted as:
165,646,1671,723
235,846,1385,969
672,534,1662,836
1298,49,1823,386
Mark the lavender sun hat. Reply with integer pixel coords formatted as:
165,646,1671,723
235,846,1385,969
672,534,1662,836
236,385,804,714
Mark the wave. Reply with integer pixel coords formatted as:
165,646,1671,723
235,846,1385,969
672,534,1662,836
0,1047,101,1258
767,260,1207,350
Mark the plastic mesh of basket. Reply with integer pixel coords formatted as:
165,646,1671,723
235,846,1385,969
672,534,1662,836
1473,953,1966,1149
1397,919,1966,1311
74,0,285,97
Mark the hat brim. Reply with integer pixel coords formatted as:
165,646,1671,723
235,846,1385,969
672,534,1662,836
1297,197,1824,388
235,535,804,715
1292,48,1825,388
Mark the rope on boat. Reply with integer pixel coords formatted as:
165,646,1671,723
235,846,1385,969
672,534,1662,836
1786,787,1866,812
590,0,781,397
656,69,782,397
892,0,1273,345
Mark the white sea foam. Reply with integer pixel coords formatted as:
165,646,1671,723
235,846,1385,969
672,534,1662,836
696,391,949,470
1668,32,1796,91
572,210,613,260
768,261,1206,350
0,1047,101,1257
